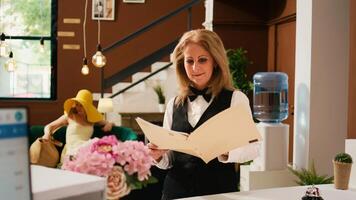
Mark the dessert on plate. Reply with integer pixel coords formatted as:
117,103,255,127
301,185,324,200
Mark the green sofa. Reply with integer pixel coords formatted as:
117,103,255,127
29,125,138,154
29,125,166,200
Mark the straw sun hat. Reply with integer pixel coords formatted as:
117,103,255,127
63,89,103,123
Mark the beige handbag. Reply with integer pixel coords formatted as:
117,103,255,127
29,137,63,168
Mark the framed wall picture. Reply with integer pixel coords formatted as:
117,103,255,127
92,0,115,20
123,0,145,3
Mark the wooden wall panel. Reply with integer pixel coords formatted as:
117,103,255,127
349,1,356,138
0,0,205,125
268,0,296,20
214,25,268,83
213,2,296,162
213,0,269,90
268,1,296,162
267,25,276,71
214,0,268,22
275,21,296,162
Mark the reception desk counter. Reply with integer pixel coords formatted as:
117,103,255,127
179,184,356,200
31,165,106,200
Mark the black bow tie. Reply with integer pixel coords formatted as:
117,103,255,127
188,86,212,102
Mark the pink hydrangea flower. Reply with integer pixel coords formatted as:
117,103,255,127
62,143,115,177
113,141,154,181
90,135,119,156
62,135,155,190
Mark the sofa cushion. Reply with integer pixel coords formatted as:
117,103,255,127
29,125,138,155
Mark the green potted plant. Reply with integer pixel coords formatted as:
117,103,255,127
153,84,166,112
227,48,253,95
288,161,333,185
333,152,353,190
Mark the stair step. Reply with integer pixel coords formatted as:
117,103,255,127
131,72,150,91
113,90,160,113
132,72,151,82
109,61,178,114
112,82,142,94
151,61,175,81
151,61,172,72
92,93,112,101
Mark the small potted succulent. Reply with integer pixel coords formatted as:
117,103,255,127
153,84,166,112
333,152,353,190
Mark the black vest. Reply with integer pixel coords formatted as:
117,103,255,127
162,89,237,200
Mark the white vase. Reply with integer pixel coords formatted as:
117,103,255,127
158,104,166,112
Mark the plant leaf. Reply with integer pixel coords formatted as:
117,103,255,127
288,161,333,186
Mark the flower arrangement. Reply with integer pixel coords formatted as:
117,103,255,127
62,135,157,199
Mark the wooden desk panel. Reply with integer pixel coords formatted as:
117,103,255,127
120,112,164,134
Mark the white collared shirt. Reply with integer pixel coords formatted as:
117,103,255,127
156,90,260,169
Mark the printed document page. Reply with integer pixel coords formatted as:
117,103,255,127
136,103,262,163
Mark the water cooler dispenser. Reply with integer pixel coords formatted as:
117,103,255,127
240,72,295,191
252,72,289,171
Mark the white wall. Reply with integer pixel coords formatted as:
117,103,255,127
294,0,349,175
203,0,214,30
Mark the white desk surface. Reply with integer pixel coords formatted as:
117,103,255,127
31,165,106,200
178,184,356,200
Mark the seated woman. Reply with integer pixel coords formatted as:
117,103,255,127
42,89,114,162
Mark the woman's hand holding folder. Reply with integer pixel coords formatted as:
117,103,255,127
148,143,168,162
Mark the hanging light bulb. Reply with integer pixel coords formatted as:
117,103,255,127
92,44,106,68
5,51,16,72
39,37,45,53
81,65,89,75
81,57,89,75
0,33,9,57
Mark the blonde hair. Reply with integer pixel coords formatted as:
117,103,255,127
172,29,234,105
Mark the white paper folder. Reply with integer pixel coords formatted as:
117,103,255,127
136,104,262,163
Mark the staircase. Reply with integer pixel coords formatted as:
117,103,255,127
93,61,178,125
112,61,178,113
91,0,201,125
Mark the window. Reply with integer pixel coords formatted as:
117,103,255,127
0,0,57,99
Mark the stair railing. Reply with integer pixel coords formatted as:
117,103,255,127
110,62,173,98
100,0,200,97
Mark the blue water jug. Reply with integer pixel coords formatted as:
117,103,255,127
253,72,288,123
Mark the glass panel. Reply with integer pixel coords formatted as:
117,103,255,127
0,39,51,98
0,0,51,36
